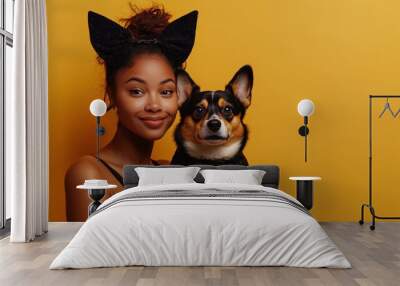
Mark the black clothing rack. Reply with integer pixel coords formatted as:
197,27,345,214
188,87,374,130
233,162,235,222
359,95,400,230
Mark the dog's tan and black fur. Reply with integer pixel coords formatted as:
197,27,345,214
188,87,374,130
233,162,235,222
172,65,253,165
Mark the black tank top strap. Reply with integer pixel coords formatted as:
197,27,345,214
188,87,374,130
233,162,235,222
97,157,123,185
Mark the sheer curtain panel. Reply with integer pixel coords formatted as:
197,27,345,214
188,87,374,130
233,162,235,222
7,0,49,242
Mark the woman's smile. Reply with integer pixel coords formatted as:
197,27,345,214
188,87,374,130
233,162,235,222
139,114,169,129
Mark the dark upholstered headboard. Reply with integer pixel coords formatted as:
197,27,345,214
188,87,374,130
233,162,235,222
123,165,280,189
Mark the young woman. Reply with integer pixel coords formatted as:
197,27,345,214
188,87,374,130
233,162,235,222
65,6,198,221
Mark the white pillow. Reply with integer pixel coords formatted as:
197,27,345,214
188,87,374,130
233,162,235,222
135,167,201,186
200,169,266,185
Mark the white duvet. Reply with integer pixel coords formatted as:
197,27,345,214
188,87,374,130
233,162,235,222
50,183,351,269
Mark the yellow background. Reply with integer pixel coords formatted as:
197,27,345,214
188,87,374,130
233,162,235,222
47,0,400,221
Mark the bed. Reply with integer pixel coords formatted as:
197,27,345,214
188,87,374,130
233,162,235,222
50,165,351,269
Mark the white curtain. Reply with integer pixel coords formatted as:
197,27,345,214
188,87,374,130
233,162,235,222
7,0,49,242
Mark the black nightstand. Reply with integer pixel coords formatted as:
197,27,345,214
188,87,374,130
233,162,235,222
289,177,321,210
77,180,117,216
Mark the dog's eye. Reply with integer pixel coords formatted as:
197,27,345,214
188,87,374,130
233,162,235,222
193,106,205,119
195,107,204,113
223,106,233,113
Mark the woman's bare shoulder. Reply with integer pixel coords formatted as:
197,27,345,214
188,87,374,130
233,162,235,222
65,155,104,186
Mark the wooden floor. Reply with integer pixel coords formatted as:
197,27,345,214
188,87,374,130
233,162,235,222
0,222,399,286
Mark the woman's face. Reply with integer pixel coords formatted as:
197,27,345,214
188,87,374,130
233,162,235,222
112,53,178,141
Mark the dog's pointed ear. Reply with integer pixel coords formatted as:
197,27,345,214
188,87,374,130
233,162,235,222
226,65,253,108
176,69,199,106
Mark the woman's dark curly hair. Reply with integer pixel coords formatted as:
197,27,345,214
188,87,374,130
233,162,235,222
100,4,179,108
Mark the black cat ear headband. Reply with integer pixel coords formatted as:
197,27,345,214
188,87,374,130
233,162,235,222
88,10,198,66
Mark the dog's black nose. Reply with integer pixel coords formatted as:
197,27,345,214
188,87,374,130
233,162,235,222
207,119,221,132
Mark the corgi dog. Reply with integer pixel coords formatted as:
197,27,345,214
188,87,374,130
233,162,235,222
171,65,253,165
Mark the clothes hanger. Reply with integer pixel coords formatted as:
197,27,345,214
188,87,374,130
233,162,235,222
393,105,400,118
379,98,397,118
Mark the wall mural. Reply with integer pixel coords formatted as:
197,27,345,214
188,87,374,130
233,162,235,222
64,5,254,221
